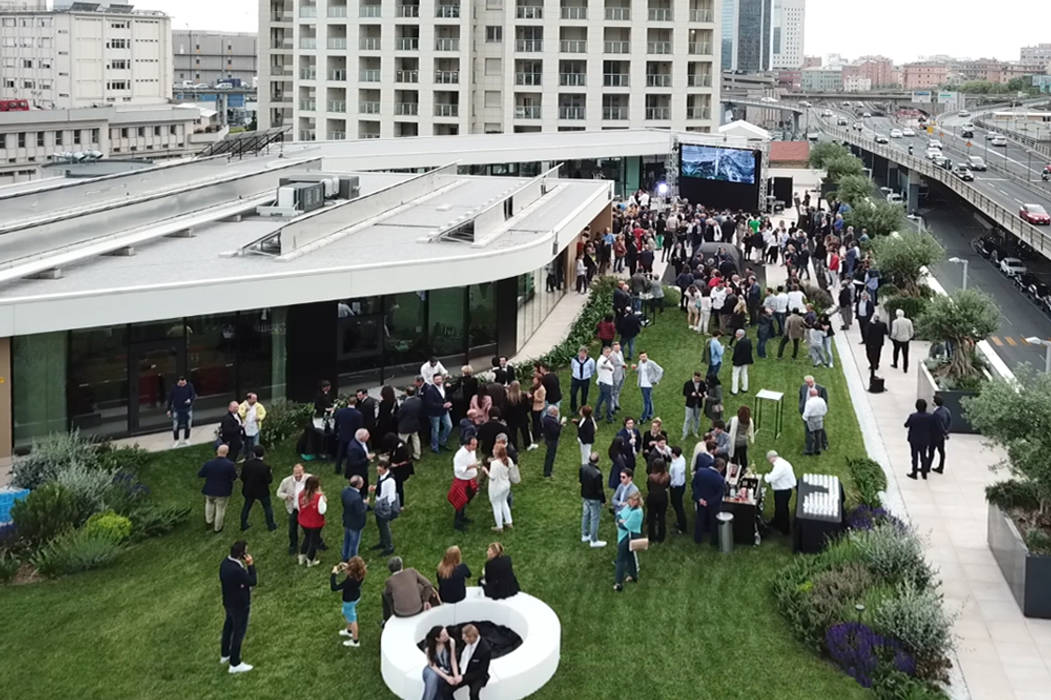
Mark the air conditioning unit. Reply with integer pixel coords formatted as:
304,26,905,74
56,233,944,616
278,174,359,199
257,181,325,217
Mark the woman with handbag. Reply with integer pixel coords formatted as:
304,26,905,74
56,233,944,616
482,444,514,532
614,491,645,592
370,459,398,556
382,432,413,509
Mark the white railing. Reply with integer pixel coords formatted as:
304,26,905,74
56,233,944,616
515,72,542,85
359,4,381,16
605,7,630,20
561,6,587,19
328,38,347,50
515,105,541,119
645,107,670,120
646,74,671,87
560,72,586,86
396,37,419,50
648,7,672,20
435,38,459,51
327,100,346,112
396,4,419,16
516,5,543,18
604,40,630,53
328,6,348,17
515,39,543,52
602,107,627,120
603,73,629,86
395,103,419,115
647,41,671,54
558,106,585,120
689,8,713,21
434,103,459,117
560,39,587,53
360,69,380,81
395,69,418,82
434,70,459,83
360,101,381,114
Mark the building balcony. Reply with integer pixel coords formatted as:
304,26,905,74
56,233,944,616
271,38,293,50
647,41,671,54
434,103,459,117
395,102,419,115
360,69,381,82
395,37,419,50
359,4,381,17
360,101,381,114
604,40,630,53
604,7,630,20
396,3,419,17
559,72,586,86
327,100,346,112
515,39,543,52
514,105,542,119
561,6,587,19
689,8,713,22
560,39,587,53
299,38,317,49
602,106,628,120
271,66,292,77
328,38,348,50
647,8,672,20
329,131,346,139
558,106,585,120
299,99,317,111
436,4,460,18
329,69,347,81
299,130,316,140
603,73,629,87
688,42,712,55
686,107,710,119
435,38,459,51
515,72,542,86
687,73,712,87
646,73,671,87
328,6,348,17
516,5,543,19
360,37,381,50
299,68,316,79
299,6,317,18
395,69,419,83
269,12,292,23
645,106,670,120
434,70,459,83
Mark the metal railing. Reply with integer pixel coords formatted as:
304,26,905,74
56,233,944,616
396,4,419,17
515,39,543,52
299,68,316,79
359,69,380,82
327,6,347,17
688,73,712,87
299,6,317,17
648,8,672,20
434,70,459,83
396,37,419,50
359,37,380,50
434,103,459,117
327,100,346,112
647,40,671,54
689,8,713,21
328,38,347,49
328,131,346,140
299,99,316,111
560,39,587,53
360,101,381,114
359,4,381,16
515,72,542,86
602,106,628,120
561,6,587,19
516,5,543,19
646,74,671,87
395,103,419,116
435,38,459,51
436,3,460,17
395,69,418,82
603,73,629,87
299,38,317,49
515,105,541,119
558,106,585,120
973,117,1051,158
560,72,586,86
329,69,346,81
688,42,712,54
604,7,630,20
686,107,710,119
646,107,670,120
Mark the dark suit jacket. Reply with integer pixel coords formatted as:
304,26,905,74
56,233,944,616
478,419,505,456
732,337,754,366
396,396,424,434
346,440,369,479
422,384,449,417
358,397,378,432
683,379,706,408
239,457,272,499
905,411,936,447
219,557,257,609
798,383,829,414
482,555,520,600
334,406,364,442
691,466,725,507
541,414,561,443
866,319,888,349
494,365,516,385
199,457,237,497
219,412,243,444
341,485,367,531
459,638,493,686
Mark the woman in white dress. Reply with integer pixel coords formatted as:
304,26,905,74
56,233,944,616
483,444,514,532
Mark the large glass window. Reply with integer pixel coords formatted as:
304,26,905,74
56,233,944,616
186,313,238,423
338,296,384,370
384,291,427,372
237,308,275,400
13,332,68,446
67,326,128,440
428,287,466,357
468,282,497,350
516,255,566,347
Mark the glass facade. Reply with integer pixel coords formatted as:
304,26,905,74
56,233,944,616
13,332,68,445
516,256,567,348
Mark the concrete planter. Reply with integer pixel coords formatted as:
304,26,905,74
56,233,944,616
987,502,1051,619
916,363,977,434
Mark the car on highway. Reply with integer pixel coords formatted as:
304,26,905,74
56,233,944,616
821,109,834,117
958,110,971,118
985,131,999,140
886,192,903,205
874,134,889,144
991,136,1008,147
952,165,974,181
800,101,812,107
890,128,903,138
1000,257,1028,278
961,126,974,138
925,148,942,160
931,153,948,167
761,96,779,103
862,112,872,118
966,155,987,171
852,122,863,131
837,117,849,125
973,236,1005,262
902,127,916,136
807,132,820,142
928,139,943,150
1042,165,1051,181
1020,203,1051,225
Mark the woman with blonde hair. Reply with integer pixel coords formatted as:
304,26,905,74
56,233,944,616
505,380,532,451
435,545,471,604
727,405,755,467
614,491,644,592
482,444,514,532
529,374,546,448
330,556,367,647
481,541,520,599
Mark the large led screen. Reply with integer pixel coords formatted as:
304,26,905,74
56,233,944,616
680,144,758,184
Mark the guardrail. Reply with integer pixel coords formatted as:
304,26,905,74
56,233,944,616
972,117,1051,159
825,125,1051,257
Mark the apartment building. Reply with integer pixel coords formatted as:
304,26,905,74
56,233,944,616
173,30,258,87
258,0,720,139
901,61,947,90
769,0,802,70
0,104,199,184
0,2,171,109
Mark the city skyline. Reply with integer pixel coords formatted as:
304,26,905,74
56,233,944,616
141,0,1051,65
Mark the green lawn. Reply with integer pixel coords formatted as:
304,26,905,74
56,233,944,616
0,311,870,700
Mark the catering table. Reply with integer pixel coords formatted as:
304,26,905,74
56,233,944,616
753,389,784,438
793,473,844,554
720,469,766,546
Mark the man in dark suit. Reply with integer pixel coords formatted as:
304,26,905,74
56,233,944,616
396,386,424,460
356,389,378,441
451,624,492,700
856,291,875,345
692,456,726,546
199,444,238,533
540,406,563,478
492,356,516,386
346,428,372,497
865,315,889,372
219,401,244,463
905,399,936,480
334,401,364,475
930,396,952,474
612,281,631,316
681,372,707,440
219,540,257,674
730,329,753,395
477,407,506,458
797,375,828,414
239,444,277,532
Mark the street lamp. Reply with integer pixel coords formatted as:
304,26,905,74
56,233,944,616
1026,337,1051,374
947,256,968,290
907,213,925,233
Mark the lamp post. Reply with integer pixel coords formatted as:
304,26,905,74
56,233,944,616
907,213,925,234
948,256,968,290
1026,337,1051,374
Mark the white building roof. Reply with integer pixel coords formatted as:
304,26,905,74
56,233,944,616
717,120,772,141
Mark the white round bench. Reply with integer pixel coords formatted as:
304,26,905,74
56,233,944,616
380,587,561,699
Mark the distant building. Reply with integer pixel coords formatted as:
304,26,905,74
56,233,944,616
770,0,804,70
803,55,821,68
173,30,257,88
722,0,773,72
953,59,1006,84
1021,44,1051,65
0,2,171,109
843,75,871,93
851,55,895,88
901,62,948,90
801,66,842,92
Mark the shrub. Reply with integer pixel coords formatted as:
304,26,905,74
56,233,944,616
872,580,954,663
808,563,877,641
771,555,828,649
851,522,932,588
10,430,92,490
0,550,20,583
1025,529,1051,556
848,457,887,508
31,527,124,578
54,462,118,516
801,283,834,311
826,622,915,689
985,479,1041,512
870,232,944,295
847,505,906,532
662,285,681,308
127,503,191,540
95,444,150,474
84,511,133,543
873,670,947,700
105,470,152,516
10,482,93,548
259,400,314,448
522,276,617,370
883,296,930,331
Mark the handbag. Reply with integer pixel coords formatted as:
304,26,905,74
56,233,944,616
629,535,649,552
508,461,522,485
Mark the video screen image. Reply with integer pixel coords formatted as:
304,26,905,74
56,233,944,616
680,144,757,185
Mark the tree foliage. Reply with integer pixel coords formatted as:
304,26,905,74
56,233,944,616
963,366,1051,516
832,174,874,207
823,154,866,185
844,199,906,238
809,141,852,170
916,289,999,382
870,232,944,296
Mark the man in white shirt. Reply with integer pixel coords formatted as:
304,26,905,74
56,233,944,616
275,463,310,555
609,342,627,413
633,352,664,422
238,393,267,450
764,450,797,535
802,388,829,456
420,356,448,386
772,286,789,336
569,346,596,414
786,285,806,314
594,346,616,423
889,308,915,373
668,445,688,534
451,624,491,700
452,437,480,531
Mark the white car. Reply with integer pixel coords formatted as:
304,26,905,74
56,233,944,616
1000,257,1027,278
761,96,779,103
886,192,903,204
852,122,863,131
890,129,903,138
986,131,999,140
931,153,948,167
902,128,916,136
929,139,943,150
874,134,889,144
800,101,813,107
862,112,872,118
991,136,1008,147
958,110,971,118
925,149,942,160
821,109,834,117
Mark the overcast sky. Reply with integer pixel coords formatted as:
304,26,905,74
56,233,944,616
144,0,1049,64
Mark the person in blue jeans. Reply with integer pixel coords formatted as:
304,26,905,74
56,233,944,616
422,374,453,453
614,491,644,591
705,330,724,381
633,352,664,423
618,308,641,361
594,346,616,423
341,475,367,561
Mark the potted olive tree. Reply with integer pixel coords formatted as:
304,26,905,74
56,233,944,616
915,289,999,433
963,366,1051,618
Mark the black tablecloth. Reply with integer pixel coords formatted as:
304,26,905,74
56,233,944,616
720,500,759,546
792,480,844,554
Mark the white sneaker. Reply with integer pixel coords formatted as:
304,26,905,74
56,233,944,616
342,639,360,648
220,656,230,664
228,663,253,674
338,629,352,637
172,441,180,449
297,554,306,565
581,536,590,543
527,443,539,451
590,540,608,548
308,559,321,568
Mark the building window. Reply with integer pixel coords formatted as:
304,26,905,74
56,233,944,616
91,128,99,142
17,132,25,148
154,125,161,136
22,58,32,68
13,333,69,447
36,132,45,147
55,131,63,145
73,131,81,145
170,125,178,135
121,128,129,138
137,127,145,137
486,26,503,42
